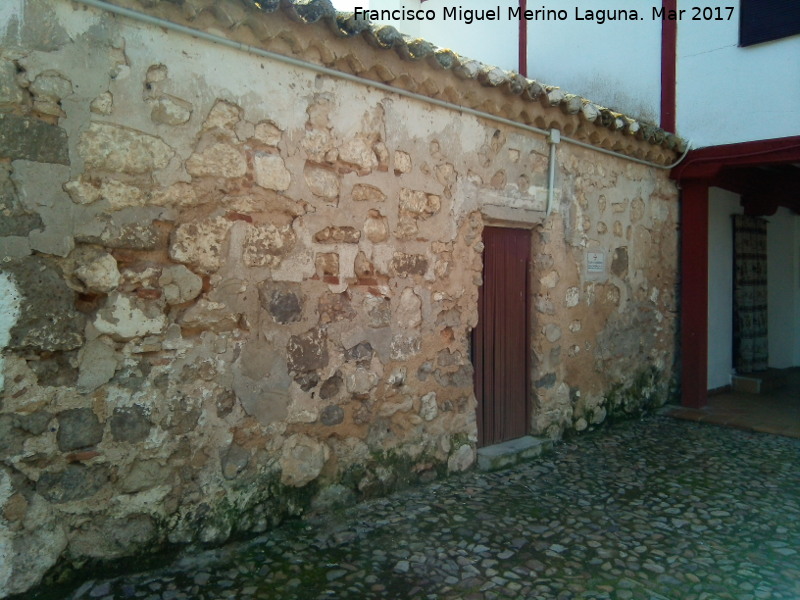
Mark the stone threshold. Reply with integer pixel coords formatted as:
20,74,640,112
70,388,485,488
476,435,554,472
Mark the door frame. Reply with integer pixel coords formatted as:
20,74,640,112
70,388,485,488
472,225,532,447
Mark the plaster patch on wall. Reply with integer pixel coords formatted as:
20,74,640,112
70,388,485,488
0,272,22,394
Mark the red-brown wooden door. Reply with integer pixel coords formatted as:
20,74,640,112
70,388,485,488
473,227,531,447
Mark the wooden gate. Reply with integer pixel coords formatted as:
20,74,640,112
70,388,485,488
473,226,531,447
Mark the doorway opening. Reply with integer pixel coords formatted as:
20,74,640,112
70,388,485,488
472,226,531,447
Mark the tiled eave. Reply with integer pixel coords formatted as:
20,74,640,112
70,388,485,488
95,0,685,165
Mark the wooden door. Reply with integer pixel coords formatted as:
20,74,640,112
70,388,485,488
473,226,531,447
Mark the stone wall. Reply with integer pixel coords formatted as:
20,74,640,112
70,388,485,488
0,1,678,596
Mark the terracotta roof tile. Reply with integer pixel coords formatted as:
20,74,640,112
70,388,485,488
105,0,686,162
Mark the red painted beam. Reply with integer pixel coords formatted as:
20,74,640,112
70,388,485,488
660,0,677,133
672,135,800,180
680,180,709,409
518,0,528,77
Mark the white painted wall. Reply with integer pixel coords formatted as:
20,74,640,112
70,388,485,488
353,0,661,122
526,0,662,123
356,0,519,71
766,208,799,369
416,0,518,71
708,193,799,387
707,187,740,389
677,11,800,147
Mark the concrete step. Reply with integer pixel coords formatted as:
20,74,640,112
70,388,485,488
476,435,553,472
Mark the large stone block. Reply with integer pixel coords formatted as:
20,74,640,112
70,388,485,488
254,153,291,191
186,142,246,178
0,114,69,165
287,328,328,373
395,288,422,329
254,121,282,146
69,515,156,559
98,179,146,211
344,366,379,396
119,460,169,493
180,299,239,332
0,59,26,109
234,374,290,426
30,71,72,116
110,405,152,443
151,94,193,126
319,372,343,400
259,283,303,324
56,408,103,451
434,364,473,387
364,210,389,243
611,246,629,277
314,226,360,244
390,253,428,277
220,443,250,480
2,256,84,351
315,252,339,277
394,151,412,174
243,223,296,267
318,292,355,324
75,213,161,250
5,510,68,594
352,183,386,202
420,391,438,421
365,294,391,328
158,265,203,305
77,338,118,393
29,72,72,101
0,415,27,457
390,334,421,360
202,99,241,131
79,122,173,174
304,164,340,198
169,216,232,273
448,444,475,472
339,137,378,170
320,404,344,426
399,188,441,219
279,433,329,487
0,170,43,237
74,252,120,293
93,293,167,340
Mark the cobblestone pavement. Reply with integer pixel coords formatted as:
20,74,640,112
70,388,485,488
60,416,800,600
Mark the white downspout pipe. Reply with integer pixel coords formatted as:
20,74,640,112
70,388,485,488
546,128,560,217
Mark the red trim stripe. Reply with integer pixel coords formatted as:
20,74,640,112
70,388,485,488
660,0,677,133
518,0,528,76
680,181,709,408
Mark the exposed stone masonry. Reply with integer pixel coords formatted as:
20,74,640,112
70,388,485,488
0,1,678,597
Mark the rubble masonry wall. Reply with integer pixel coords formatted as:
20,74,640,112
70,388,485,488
0,1,679,595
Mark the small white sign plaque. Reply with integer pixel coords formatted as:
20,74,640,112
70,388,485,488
587,252,605,273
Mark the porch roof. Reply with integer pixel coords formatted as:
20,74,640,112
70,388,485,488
672,135,800,215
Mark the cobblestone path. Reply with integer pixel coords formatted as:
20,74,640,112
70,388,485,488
60,416,800,600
